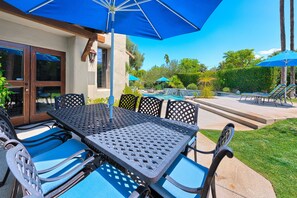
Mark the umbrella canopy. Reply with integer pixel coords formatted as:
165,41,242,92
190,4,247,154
5,0,222,119
156,77,169,82
257,50,297,67
129,74,140,81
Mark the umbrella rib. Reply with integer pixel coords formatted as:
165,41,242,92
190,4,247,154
133,0,162,39
28,0,54,13
116,0,131,10
155,0,199,30
118,0,152,11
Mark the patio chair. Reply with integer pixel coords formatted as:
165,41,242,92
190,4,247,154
150,123,235,198
54,93,85,110
0,108,71,157
0,117,97,196
138,96,163,117
118,94,139,111
6,142,149,198
165,100,199,161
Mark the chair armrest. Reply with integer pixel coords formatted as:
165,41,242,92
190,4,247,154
37,148,94,174
39,156,95,182
187,145,215,155
21,130,71,145
164,175,202,194
129,186,150,198
14,120,55,130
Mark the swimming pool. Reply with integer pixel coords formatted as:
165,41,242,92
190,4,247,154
143,93,184,100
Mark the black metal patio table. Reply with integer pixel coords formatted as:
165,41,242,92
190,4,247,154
48,103,198,184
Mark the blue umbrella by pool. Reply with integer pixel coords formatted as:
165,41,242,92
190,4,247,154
129,74,140,81
156,77,169,83
5,0,222,119
257,50,297,103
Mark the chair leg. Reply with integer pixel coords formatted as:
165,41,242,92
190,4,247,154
0,168,10,187
211,178,217,198
194,136,197,162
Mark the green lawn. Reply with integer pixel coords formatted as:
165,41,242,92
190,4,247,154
200,119,297,198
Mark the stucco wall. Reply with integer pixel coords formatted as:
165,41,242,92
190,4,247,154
0,13,128,102
88,33,128,100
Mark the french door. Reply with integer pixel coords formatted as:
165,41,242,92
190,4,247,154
0,40,65,126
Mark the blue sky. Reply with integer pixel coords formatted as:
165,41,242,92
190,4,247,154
129,0,295,70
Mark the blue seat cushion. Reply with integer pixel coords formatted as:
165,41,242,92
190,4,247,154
23,127,66,157
151,154,208,198
32,139,89,194
60,163,139,198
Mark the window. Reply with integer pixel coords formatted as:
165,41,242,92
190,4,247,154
97,48,107,88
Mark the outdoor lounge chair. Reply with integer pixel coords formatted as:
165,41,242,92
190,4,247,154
119,94,139,111
138,96,163,117
5,141,148,198
150,123,235,198
240,84,286,105
54,93,85,110
165,100,199,161
279,84,297,105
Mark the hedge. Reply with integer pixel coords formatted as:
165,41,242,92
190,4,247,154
176,73,201,87
217,67,279,93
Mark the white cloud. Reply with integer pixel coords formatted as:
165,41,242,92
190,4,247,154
258,48,280,56
255,54,262,59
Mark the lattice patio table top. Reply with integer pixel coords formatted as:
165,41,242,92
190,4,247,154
48,104,198,184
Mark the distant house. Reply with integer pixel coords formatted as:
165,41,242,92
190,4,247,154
0,2,128,126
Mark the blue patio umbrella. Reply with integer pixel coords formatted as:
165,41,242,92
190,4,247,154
4,0,222,119
129,74,140,81
156,77,170,83
257,50,297,103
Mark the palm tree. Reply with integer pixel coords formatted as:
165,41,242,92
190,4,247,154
290,0,295,86
280,0,286,84
164,54,170,66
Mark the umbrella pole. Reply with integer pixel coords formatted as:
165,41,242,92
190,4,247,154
284,66,287,103
108,11,115,121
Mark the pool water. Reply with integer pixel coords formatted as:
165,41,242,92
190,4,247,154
143,93,184,100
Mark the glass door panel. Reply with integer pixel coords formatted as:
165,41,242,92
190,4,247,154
0,40,30,126
30,47,65,123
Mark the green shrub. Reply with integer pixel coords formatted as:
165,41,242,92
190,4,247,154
217,67,279,92
199,86,214,98
168,75,184,88
187,83,198,90
88,97,108,104
177,73,201,87
222,87,231,92
0,64,12,107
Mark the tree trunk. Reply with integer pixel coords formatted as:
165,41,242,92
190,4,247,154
280,0,286,84
290,0,295,86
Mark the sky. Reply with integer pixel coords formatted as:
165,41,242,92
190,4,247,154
129,0,295,71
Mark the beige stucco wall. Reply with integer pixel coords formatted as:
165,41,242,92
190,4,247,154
0,11,128,102
88,33,128,100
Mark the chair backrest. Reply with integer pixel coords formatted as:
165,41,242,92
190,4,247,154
286,84,296,95
269,84,286,98
165,100,199,125
6,143,44,197
0,107,10,119
118,94,138,111
138,97,163,117
213,123,235,158
54,93,85,110
201,146,233,198
0,113,18,140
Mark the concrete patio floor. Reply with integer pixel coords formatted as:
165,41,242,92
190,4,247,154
200,95,297,121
